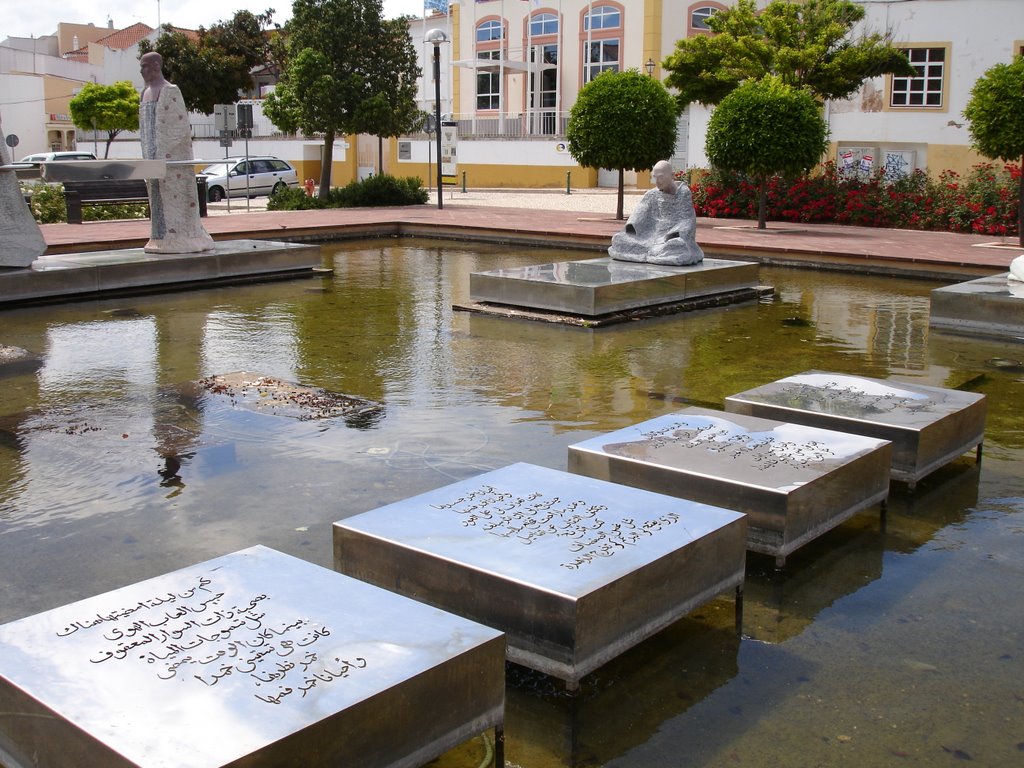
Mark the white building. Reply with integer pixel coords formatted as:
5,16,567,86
394,0,1024,188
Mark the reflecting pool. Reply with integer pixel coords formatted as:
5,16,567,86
1,238,1022,767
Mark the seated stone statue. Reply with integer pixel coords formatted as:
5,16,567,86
1009,254,1024,282
608,160,704,266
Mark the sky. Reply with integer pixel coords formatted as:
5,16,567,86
4,0,430,40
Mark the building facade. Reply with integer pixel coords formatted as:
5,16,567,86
396,0,1024,188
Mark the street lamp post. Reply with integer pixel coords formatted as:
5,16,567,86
645,58,656,77
425,28,449,210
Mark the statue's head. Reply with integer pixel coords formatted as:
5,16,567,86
140,52,164,85
652,160,676,193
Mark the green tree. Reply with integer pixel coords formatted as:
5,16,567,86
68,81,139,158
566,70,679,220
963,55,1024,246
705,76,829,229
138,9,278,114
664,0,913,107
262,0,421,196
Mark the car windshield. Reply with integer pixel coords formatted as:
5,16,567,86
200,164,230,176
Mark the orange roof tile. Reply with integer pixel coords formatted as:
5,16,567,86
94,22,154,50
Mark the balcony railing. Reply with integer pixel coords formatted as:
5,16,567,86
406,111,570,140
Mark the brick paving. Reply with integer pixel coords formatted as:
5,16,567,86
37,189,1022,280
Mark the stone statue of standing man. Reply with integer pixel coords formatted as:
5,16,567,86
608,160,703,266
139,52,214,253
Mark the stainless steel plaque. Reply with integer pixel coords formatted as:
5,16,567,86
0,546,504,768
334,463,746,687
724,371,986,486
469,257,758,316
568,408,891,565
929,273,1024,340
39,159,167,182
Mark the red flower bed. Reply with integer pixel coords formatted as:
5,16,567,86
687,161,1020,236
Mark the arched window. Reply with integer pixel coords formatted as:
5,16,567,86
581,4,623,83
476,18,506,111
530,12,558,36
688,3,727,36
585,5,621,31
476,19,504,42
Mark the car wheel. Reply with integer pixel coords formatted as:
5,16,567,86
272,182,287,196
208,186,225,203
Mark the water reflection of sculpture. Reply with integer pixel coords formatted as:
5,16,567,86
608,160,704,266
139,52,214,254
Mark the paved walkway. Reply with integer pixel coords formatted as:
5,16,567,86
38,188,1022,280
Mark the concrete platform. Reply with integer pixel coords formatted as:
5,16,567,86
0,239,323,306
459,256,764,323
334,463,746,688
568,408,892,567
724,371,986,488
929,272,1024,341
0,546,505,768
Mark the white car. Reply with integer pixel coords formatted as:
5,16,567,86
197,156,298,202
20,151,97,162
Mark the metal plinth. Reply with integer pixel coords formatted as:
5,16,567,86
929,273,1024,341
333,463,746,688
568,408,892,566
0,240,323,306
724,371,986,487
467,257,759,317
0,546,504,768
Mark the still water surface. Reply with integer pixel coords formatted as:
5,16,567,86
1,239,1022,767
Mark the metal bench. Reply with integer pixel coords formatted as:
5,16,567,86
63,179,151,224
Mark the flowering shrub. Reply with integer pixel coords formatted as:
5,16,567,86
688,161,1020,236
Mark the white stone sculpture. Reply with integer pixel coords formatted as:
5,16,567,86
0,115,47,268
139,52,214,254
608,160,704,266
1008,254,1024,282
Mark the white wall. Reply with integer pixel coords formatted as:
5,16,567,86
0,74,47,156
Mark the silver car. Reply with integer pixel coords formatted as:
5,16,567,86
198,156,298,202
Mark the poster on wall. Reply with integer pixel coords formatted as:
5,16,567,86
441,120,458,183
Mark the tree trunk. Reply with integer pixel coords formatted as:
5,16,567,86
319,130,335,199
616,168,625,221
757,174,768,229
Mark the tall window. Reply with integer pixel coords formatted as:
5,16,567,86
891,47,946,108
476,19,505,111
530,44,558,109
582,5,621,83
477,51,501,110
584,39,620,82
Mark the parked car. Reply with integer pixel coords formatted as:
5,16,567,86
197,156,298,202
19,151,97,162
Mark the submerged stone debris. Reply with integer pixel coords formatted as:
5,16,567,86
198,372,383,422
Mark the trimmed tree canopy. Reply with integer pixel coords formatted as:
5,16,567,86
68,81,139,158
664,0,913,106
262,0,421,195
964,55,1024,245
566,69,679,219
706,77,829,227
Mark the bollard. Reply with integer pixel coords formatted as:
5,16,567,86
566,171,571,195
462,170,467,193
